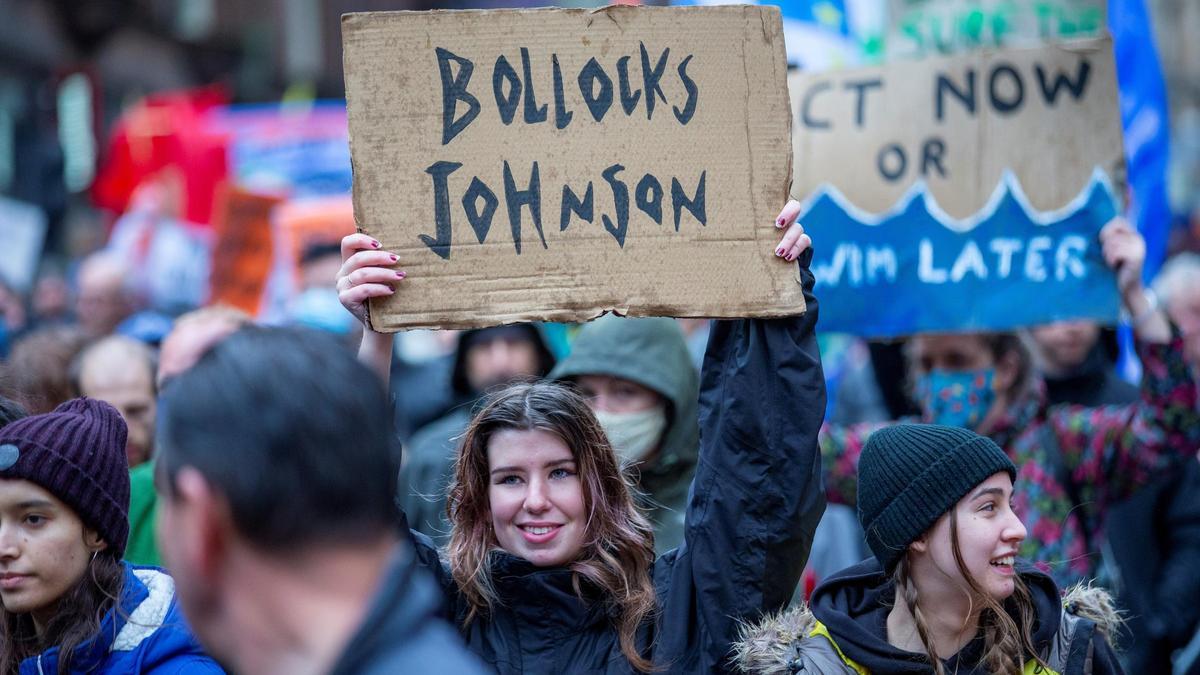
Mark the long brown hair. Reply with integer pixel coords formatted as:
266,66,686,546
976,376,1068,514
446,381,658,672
0,550,125,675
893,508,1049,675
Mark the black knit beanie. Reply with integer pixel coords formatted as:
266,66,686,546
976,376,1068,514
858,423,1016,573
0,398,130,557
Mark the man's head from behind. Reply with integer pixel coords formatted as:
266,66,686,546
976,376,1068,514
154,326,399,656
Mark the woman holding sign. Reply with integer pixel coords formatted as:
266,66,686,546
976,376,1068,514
337,213,823,673
816,215,1200,589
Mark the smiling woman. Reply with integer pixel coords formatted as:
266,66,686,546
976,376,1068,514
339,199,826,674
449,383,656,670
734,424,1125,675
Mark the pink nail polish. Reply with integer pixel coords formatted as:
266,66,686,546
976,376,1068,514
389,254,398,262
396,271,405,278
775,248,785,257
776,217,785,227
372,240,382,248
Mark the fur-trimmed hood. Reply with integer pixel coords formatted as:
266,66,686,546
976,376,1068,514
733,604,819,675
1061,583,1124,641
732,560,1124,674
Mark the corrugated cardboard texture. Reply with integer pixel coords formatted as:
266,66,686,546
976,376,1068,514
343,6,800,331
789,38,1123,218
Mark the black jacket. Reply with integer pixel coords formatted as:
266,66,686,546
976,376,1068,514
1107,458,1200,673
328,545,489,675
406,252,827,674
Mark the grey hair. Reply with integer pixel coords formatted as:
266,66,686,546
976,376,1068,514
1152,252,1200,309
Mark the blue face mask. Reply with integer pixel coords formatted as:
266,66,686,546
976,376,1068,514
916,369,996,430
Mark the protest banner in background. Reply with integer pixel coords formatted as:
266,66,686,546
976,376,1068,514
208,186,282,316
789,37,1124,337
883,0,1105,60
342,6,800,331
0,196,47,293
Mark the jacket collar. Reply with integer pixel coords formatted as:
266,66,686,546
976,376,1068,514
22,563,173,674
489,550,611,632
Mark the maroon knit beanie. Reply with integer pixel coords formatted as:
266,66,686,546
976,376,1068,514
0,398,130,557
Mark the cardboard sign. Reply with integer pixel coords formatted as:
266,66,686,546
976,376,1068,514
208,185,282,316
884,0,1105,60
342,6,800,331
789,38,1124,337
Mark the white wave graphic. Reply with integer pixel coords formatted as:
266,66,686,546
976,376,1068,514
794,167,1119,233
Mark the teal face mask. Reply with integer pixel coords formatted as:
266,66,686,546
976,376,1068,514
916,369,996,430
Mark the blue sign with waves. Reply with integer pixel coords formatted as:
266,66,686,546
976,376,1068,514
800,170,1121,337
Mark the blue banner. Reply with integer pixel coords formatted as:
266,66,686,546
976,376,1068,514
801,171,1122,337
670,0,865,69
1109,0,1171,281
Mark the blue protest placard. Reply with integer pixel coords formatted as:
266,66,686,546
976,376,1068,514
801,170,1119,336
789,38,1124,337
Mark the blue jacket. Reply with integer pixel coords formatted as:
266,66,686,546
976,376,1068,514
20,563,223,675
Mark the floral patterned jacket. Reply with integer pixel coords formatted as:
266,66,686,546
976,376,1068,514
819,334,1200,588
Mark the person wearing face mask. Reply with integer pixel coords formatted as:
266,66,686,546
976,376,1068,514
815,217,1200,589
734,424,1124,675
548,315,699,554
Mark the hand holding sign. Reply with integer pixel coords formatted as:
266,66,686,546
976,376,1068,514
337,233,405,326
338,206,810,330
775,200,812,262
1099,217,1144,295
1099,218,1171,343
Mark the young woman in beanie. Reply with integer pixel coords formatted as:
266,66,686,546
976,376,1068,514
734,423,1124,675
0,398,222,675
334,209,826,673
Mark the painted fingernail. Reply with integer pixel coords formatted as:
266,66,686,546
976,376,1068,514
775,247,786,257
372,240,382,248
395,271,405,278
786,252,796,261
776,217,786,228
389,254,398,262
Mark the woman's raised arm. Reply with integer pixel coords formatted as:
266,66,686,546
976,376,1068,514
337,233,402,387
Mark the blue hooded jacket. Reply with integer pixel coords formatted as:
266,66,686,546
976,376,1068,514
19,563,222,675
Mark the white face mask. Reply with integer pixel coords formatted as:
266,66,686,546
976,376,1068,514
593,404,668,464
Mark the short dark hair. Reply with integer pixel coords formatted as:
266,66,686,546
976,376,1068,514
156,326,399,551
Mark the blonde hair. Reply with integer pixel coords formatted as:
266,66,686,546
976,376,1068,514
446,381,658,672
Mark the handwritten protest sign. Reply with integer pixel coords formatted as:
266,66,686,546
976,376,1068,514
790,38,1124,337
208,186,281,316
884,0,1105,60
342,6,800,331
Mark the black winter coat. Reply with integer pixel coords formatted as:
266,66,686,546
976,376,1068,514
405,252,827,674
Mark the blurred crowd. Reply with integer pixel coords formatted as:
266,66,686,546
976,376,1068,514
1,1,1199,673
